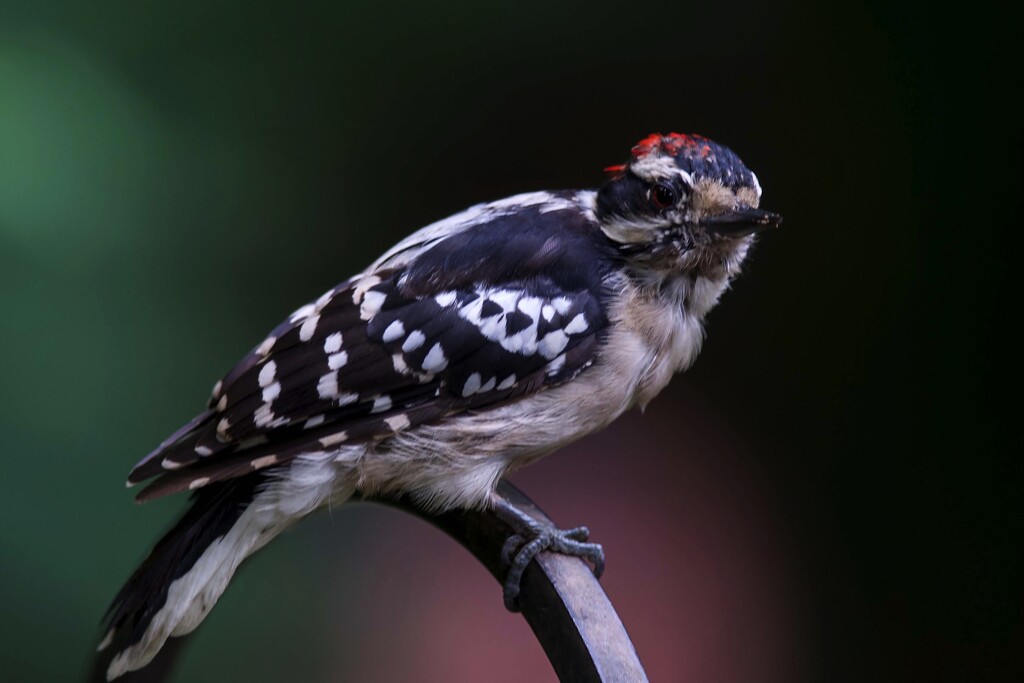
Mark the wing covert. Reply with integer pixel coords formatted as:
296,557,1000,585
129,194,616,499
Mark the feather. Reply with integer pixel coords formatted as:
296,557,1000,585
128,197,615,497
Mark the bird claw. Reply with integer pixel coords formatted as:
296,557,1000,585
501,523,605,611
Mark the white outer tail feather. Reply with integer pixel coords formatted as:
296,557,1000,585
107,453,350,680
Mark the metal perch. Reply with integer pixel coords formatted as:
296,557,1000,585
90,480,648,682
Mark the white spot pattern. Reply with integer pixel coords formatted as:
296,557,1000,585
315,289,335,309
258,361,277,388
262,381,281,402
317,371,338,399
383,320,405,343
351,275,382,304
423,343,448,373
250,454,279,469
254,360,286,428
538,330,569,359
324,332,343,354
517,297,543,321
563,313,588,335
360,291,386,321
392,353,408,373
255,337,276,357
289,303,316,322
462,373,482,397
320,431,349,447
402,330,425,352
299,314,320,342
435,291,457,307
546,353,567,376
447,286,588,359
253,335,274,358
253,403,276,427
385,414,411,431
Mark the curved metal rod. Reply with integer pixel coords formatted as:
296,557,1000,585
367,480,648,682
89,480,648,682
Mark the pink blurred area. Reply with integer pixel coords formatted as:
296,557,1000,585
316,386,806,682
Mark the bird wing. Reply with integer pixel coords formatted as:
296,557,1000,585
129,193,616,501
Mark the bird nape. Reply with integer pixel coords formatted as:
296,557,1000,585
99,132,780,680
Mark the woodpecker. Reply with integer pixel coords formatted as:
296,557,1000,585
100,132,780,679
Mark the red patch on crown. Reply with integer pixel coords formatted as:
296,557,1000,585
604,132,717,176
631,132,711,160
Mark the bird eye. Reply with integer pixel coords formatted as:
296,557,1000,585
650,183,677,209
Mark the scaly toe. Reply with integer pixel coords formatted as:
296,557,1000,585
500,526,606,610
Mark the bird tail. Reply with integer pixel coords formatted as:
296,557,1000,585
98,466,346,681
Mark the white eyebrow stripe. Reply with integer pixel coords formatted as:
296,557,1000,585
630,153,678,181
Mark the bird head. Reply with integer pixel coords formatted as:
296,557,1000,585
596,133,781,279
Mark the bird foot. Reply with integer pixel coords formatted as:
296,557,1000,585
492,497,605,611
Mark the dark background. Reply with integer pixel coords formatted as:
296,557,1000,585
1,1,1019,681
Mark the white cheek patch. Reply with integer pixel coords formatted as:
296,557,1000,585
599,216,662,245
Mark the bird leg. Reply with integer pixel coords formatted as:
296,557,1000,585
490,493,605,611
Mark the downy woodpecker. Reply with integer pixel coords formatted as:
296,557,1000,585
100,132,780,679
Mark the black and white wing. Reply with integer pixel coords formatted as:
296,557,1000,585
128,192,619,501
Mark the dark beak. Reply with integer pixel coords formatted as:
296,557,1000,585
703,208,782,237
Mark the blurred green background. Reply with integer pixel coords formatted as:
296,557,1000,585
1,1,1018,681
